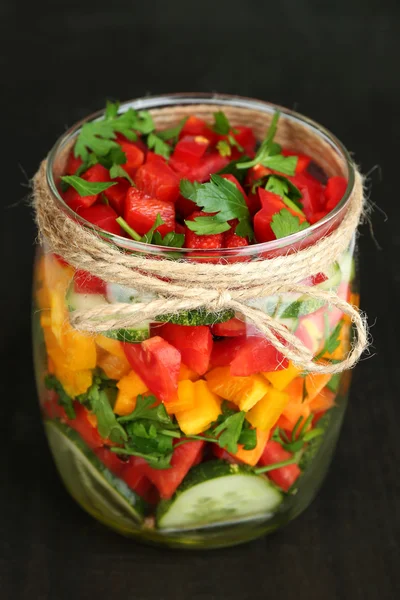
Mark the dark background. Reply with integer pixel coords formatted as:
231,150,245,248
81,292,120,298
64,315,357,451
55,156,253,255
1,1,399,598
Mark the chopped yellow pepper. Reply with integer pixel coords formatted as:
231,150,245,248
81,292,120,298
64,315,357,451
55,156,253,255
165,380,197,415
233,429,269,466
178,364,200,382
97,352,131,380
95,335,126,359
175,380,221,435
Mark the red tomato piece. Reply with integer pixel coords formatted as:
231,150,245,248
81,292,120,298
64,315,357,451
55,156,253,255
78,203,122,236
230,336,289,376
146,151,167,164
68,404,104,449
135,161,180,203
43,390,68,420
210,336,248,368
254,188,307,243
103,177,130,215
222,232,249,249
184,211,223,250
65,153,83,175
94,447,125,476
124,188,175,237
120,457,154,498
290,172,325,220
212,444,237,463
157,323,213,375
325,176,348,212
180,116,217,144
63,164,111,213
175,194,197,219
258,440,301,492
172,135,210,165
231,125,256,157
282,150,312,173
74,269,106,294
212,317,248,337
119,141,145,177
170,151,229,182
123,336,181,403
134,441,205,499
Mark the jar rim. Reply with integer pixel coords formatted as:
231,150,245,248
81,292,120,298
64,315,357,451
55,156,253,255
46,92,355,257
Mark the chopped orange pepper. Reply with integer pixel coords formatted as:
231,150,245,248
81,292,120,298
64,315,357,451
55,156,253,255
206,367,269,411
246,388,290,432
304,373,332,402
178,364,200,382
263,361,301,391
97,353,131,380
310,388,336,413
232,429,269,466
114,370,148,415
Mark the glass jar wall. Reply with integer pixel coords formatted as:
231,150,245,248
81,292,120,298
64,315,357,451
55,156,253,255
32,94,358,548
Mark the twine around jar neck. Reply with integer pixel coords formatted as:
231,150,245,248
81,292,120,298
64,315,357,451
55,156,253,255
33,102,369,374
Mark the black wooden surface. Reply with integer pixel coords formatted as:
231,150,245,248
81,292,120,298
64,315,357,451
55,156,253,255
1,1,399,598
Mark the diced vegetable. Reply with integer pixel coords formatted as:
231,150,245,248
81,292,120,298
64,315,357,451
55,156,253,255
114,371,148,415
205,367,269,411
175,380,221,435
246,388,290,431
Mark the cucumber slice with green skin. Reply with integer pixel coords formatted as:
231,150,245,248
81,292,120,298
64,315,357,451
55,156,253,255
103,326,150,343
280,261,342,319
154,308,235,326
45,419,148,525
156,461,283,531
67,286,150,342
66,289,106,312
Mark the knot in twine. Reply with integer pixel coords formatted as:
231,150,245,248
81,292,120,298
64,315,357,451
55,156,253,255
33,159,368,375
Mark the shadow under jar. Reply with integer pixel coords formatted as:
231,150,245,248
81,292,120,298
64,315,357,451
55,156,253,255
32,94,359,549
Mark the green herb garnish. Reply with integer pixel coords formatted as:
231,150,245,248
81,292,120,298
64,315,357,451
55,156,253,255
181,174,254,239
270,208,310,239
60,175,117,197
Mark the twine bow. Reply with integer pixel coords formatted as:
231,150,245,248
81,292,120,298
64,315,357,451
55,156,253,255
33,157,367,375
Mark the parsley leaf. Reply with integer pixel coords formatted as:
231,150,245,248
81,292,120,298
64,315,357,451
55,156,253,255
212,111,231,135
109,164,134,185
152,230,185,249
181,174,254,239
315,321,342,360
78,374,127,444
213,411,245,454
217,156,251,183
265,175,302,202
156,118,188,144
140,214,164,244
237,111,297,175
44,375,76,419
216,140,232,157
60,175,117,197
272,414,323,454
147,132,172,158
117,395,175,427
270,208,310,239
74,102,154,161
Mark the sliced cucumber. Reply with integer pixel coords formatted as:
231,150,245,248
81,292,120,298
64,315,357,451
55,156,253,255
157,461,282,531
154,308,235,326
280,261,342,319
45,419,148,525
66,288,106,312
103,325,150,343
106,282,155,305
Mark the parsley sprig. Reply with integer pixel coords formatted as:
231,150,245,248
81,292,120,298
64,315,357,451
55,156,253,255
181,174,254,239
237,111,297,175
116,214,185,249
270,209,310,239
60,175,117,197
272,414,324,453
211,111,244,158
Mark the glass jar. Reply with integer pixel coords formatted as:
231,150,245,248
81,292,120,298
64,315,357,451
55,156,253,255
32,94,359,549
